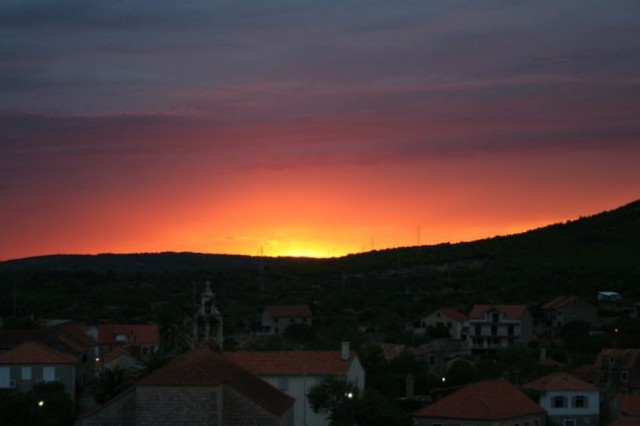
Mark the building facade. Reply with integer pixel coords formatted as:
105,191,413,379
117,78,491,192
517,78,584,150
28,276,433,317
467,305,533,355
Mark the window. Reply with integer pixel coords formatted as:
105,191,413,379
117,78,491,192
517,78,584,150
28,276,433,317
21,367,32,380
508,325,514,336
552,396,566,408
278,377,289,391
115,333,127,342
0,367,10,388
42,367,55,382
573,396,587,408
475,325,481,335
622,371,629,382
492,313,500,322
491,325,498,336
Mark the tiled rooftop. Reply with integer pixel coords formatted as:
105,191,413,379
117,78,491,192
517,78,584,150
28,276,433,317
414,379,543,420
0,341,77,364
524,372,598,392
468,304,528,320
225,350,355,376
138,347,294,416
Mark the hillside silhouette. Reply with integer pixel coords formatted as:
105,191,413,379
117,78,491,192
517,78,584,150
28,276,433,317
0,199,638,324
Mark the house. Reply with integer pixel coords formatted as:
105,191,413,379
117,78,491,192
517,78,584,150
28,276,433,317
467,304,533,354
76,346,294,426
101,346,145,375
524,372,600,426
97,324,160,356
225,342,365,426
261,305,313,335
542,296,599,336
413,378,545,426
0,323,99,387
416,308,468,339
592,349,640,393
0,341,77,398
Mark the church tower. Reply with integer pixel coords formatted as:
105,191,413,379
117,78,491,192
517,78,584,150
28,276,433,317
192,281,223,350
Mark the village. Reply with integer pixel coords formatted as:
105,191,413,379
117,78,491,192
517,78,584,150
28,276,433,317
1,281,639,426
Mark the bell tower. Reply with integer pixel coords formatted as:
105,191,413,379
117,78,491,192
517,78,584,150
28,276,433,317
192,281,223,350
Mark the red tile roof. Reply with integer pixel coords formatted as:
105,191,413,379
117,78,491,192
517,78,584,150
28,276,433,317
439,307,467,322
265,305,312,318
543,296,578,310
468,304,528,320
414,379,543,420
0,341,76,364
138,347,294,416
225,350,356,376
524,373,598,392
98,324,159,345
594,349,640,370
103,346,135,365
619,394,640,418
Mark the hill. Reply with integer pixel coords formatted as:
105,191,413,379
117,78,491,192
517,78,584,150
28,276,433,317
0,199,638,325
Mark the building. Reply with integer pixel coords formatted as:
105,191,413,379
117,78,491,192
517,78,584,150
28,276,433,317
414,379,545,426
467,304,533,355
416,308,468,339
524,372,600,426
76,346,294,426
592,349,640,393
225,342,365,426
261,305,313,335
97,324,160,357
542,296,598,336
0,341,77,398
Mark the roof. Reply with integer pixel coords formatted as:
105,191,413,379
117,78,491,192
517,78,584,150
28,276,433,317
0,341,76,365
414,379,543,420
103,346,136,365
138,347,294,416
468,304,528,320
98,324,160,345
225,350,356,376
543,296,578,310
524,373,598,392
619,394,640,418
265,305,312,318
438,307,467,322
594,349,640,370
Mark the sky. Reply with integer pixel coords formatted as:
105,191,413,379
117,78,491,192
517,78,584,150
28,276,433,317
1,1,639,260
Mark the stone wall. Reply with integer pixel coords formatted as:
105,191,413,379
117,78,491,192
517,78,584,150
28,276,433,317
75,387,136,426
136,386,220,426
223,385,292,426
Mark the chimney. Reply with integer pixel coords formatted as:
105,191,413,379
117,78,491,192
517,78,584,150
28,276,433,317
406,373,415,399
341,341,350,361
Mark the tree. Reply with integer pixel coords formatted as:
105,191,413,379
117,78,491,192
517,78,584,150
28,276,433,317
307,378,412,426
307,377,359,426
0,381,74,426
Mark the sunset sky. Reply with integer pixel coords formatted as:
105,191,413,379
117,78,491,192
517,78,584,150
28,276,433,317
1,1,639,260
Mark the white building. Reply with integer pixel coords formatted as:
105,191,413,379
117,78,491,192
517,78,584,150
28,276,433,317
262,305,313,335
525,372,600,426
467,304,533,354
226,342,365,426
416,307,467,339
